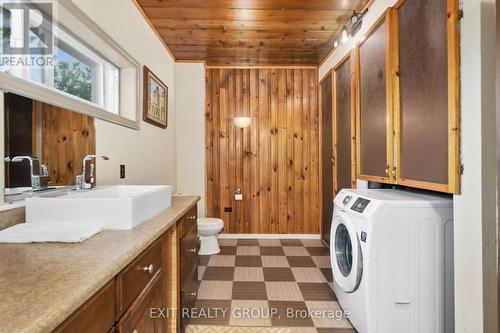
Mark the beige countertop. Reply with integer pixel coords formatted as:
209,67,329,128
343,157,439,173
0,195,199,333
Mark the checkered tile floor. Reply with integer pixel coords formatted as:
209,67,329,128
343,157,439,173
189,238,356,332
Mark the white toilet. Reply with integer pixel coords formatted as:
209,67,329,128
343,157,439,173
197,218,224,255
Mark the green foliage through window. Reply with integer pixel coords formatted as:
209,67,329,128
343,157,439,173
54,61,92,102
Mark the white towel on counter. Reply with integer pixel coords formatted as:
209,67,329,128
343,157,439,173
0,223,103,243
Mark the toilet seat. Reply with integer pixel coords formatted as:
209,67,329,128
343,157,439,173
198,218,224,230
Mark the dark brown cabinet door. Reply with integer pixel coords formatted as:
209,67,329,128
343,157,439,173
180,222,199,332
394,0,459,193
320,73,334,246
118,272,163,333
334,54,356,193
357,12,393,183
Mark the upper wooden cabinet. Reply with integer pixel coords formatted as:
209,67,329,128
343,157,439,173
356,11,393,184
333,53,357,192
355,0,460,194
392,0,460,193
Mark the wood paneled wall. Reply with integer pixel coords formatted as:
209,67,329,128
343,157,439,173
40,102,95,185
205,68,320,234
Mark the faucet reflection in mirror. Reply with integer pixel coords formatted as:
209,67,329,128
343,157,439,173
8,156,50,191
76,155,110,191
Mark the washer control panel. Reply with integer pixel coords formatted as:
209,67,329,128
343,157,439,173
351,197,371,213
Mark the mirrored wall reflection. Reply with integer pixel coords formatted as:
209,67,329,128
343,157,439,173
4,93,96,203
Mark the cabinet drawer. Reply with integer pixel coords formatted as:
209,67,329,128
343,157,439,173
117,272,163,333
55,280,116,333
179,206,197,238
118,237,163,316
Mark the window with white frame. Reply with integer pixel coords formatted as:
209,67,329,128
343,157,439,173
1,5,120,114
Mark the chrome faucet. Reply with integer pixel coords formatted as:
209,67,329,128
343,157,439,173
76,155,109,191
10,156,50,190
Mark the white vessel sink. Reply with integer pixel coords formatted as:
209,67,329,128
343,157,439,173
25,185,172,230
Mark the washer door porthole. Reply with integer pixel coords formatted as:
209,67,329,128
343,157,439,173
335,223,353,277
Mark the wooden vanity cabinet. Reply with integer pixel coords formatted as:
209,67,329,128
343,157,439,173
177,205,199,332
356,10,394,184
54,202,200,333
55,237,165,333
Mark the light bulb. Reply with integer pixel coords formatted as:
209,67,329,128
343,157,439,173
233,117,252,128
341,27,349,44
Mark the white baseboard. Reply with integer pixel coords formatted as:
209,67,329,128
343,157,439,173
217,233,321,239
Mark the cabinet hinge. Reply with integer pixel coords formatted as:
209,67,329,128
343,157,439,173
459,164,464,175
458,2,464,20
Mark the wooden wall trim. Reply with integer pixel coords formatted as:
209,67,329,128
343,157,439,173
447,0,461,194
206,68,319,234
206,65,318,69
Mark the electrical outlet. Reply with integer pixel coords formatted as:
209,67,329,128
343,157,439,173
224,207,232,213
120,165,126,179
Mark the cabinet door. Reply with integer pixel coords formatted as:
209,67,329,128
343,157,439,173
320,72,334,246
117,272,163,333
180,223,199,331
333,53,356,192
393,0,460,193
357,11,393,183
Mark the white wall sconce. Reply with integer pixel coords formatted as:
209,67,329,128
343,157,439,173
233,116,252,128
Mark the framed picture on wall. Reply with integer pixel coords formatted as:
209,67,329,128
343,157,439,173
143,66,168,128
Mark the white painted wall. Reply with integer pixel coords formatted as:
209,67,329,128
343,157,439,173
454,0,497,332
319,0,498,331
174,63,206,217
71,0,177,189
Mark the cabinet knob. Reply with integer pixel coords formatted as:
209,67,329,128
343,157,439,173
142,264,154,274
188,215,196,221
188,291,197,297
189,247,198,253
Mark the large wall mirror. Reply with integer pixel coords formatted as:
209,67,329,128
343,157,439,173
4,92,95,204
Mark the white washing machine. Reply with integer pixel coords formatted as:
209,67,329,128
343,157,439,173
330,189,454,333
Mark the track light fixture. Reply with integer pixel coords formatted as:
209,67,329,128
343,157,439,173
332,9,368,49
341,26,349,44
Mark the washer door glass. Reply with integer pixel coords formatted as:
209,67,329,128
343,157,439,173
335,224,353,277
330,211,363,293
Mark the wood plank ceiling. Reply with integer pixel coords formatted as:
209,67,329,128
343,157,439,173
136,0,371,65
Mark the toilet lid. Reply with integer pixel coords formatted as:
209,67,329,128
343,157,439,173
198,217,224,230
198,218,224,225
